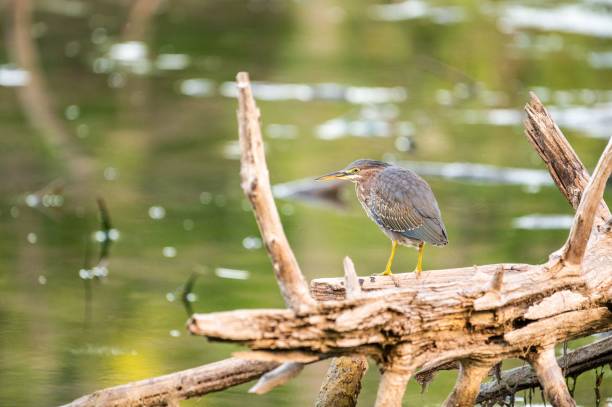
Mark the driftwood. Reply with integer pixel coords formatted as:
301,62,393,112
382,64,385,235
188,88,612,407
63,358,278,406
65,77,611,407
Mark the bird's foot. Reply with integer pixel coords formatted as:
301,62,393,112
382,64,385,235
377,269,393,276
413,268,422,279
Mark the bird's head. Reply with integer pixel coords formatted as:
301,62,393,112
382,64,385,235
316,159,390,183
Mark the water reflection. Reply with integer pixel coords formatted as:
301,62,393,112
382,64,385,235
316,105,413,141
398,161,553,189
0,64,30,86
512,214,574,230
220,81,407,104
498,3,612,38
462,103,612,139
215,267,250,280
273,178,346,209
8,0,94,183
370,0,465,24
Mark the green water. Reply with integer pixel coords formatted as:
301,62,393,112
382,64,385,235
0,0,610,406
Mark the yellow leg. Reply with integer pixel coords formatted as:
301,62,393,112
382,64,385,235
382,240,398,276
414,242,425,278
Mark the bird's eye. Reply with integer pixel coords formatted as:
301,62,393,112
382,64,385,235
349,168,360,174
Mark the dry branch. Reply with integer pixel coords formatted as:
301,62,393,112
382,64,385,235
477,335,612,404
236,72,315,313
62,358,278,407
523,92,610,222
563,137,612,265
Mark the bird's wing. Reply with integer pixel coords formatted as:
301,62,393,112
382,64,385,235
370,167,448,245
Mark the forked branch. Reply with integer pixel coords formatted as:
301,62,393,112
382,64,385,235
563,137,612,265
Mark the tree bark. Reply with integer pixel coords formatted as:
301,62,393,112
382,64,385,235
315,356,368,407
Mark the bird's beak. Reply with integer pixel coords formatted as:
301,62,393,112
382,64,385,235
316,170,346,181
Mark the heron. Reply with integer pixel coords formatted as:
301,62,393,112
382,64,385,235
317,159,448,277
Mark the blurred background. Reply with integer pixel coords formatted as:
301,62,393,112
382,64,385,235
0,0,611,405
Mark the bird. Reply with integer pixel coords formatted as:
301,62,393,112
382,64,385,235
316,159,448,277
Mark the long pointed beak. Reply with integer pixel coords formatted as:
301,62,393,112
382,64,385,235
316,170,346,181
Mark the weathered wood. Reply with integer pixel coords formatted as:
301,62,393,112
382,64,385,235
523,92,610,222
375,371,411,407
563,137,612,265
62,358,279,407
442,359,496,407
476,336,612,403
236,72,316,313
526,347,576,407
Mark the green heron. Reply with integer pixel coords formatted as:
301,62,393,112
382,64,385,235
317,159,447,277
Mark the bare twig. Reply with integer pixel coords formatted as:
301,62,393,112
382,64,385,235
477,336,612,404
442,359,497,407
236,72,315,312
526,346,576,407
563,137,612,265
62,358,279,407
